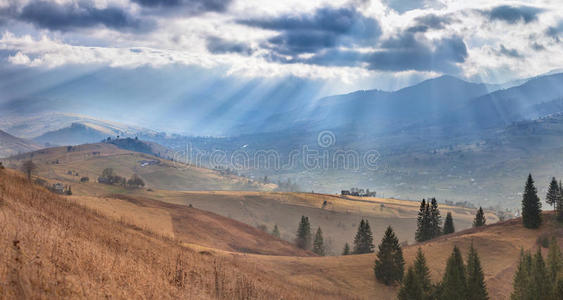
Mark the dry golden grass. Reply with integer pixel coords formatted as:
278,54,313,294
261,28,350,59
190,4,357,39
2,167,561,299
236,214,563,299
135,189,497,254
0,169,353,299
3,143,498,254
4,143,273,192
69,195,176,238
70,193,312,256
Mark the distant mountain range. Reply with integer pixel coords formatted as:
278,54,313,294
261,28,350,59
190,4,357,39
0,130,41,158
2,72,563,207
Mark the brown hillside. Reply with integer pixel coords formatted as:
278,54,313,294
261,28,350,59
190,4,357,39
0,169,349,299
237,214,563,299
0,130,41,158
3,143,274,191
72,193,311,256
73,187,558,299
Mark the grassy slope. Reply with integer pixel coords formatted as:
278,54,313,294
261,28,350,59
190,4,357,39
247,216,563,299
0,169,348,299
2,142,497,253
63,186,559,299
3,143,274,191
0,130,41,158
131,189,498,253
70,193,312,256
2,168,561,299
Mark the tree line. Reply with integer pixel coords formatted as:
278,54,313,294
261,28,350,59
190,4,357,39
416,198,486,243
511,238,563,299
399,243,488,300
98,168,145,188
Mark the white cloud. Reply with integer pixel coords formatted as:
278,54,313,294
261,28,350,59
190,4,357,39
0,0,562,88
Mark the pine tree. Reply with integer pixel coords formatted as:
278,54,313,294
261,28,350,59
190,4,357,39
353,219,374,254
398,266,424,300
414,248,431,294
473,207,486,227
272,224,280,238
374,226,405,285
416,198,442,242
466,243,488,300
531,248,551,299
558,180,563,222
429,198,442,238
547,177,560,210
342,243,351,255
440,246,467,300
416,199,427,242
313,227,325,256
511,249,532,300
295,216,312,250
522,174,542,229
547,237,562,288
443,212,455,235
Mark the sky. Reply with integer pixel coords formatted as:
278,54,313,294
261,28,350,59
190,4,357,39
0,0,561,91
0,0,562,134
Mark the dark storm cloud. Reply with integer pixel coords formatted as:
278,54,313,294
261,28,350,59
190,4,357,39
18,1,150,31
497,44,522,58
546,21,563,42
368,35,467,72
239,7,381,56
484,5,543,24
206,37,253,55
132,0,231,12
277,33,468,73
531,42,545,51
407,14,453,33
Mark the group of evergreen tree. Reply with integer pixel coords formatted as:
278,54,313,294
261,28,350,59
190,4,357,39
295,216,326,255
374,226,405,285
522,174,543,229
546,177,563,221
399,244,488,300
353,219,375,254
511,238,563,299
415,198,442,242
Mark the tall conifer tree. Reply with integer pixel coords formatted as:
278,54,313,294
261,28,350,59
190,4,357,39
312,227,325,256
374,226,405,285
429,198,442,238
547,177,560,210
414,248,431,294
416,199,428,242
443,212,455,234
473,207,486,227
398,267,424,300
531,248,551,299
511,249,532,300
522,174,542,229
547,237,562,287
353,219,374,254
466,243,488,300
440,246,467,300
295,216,312,250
